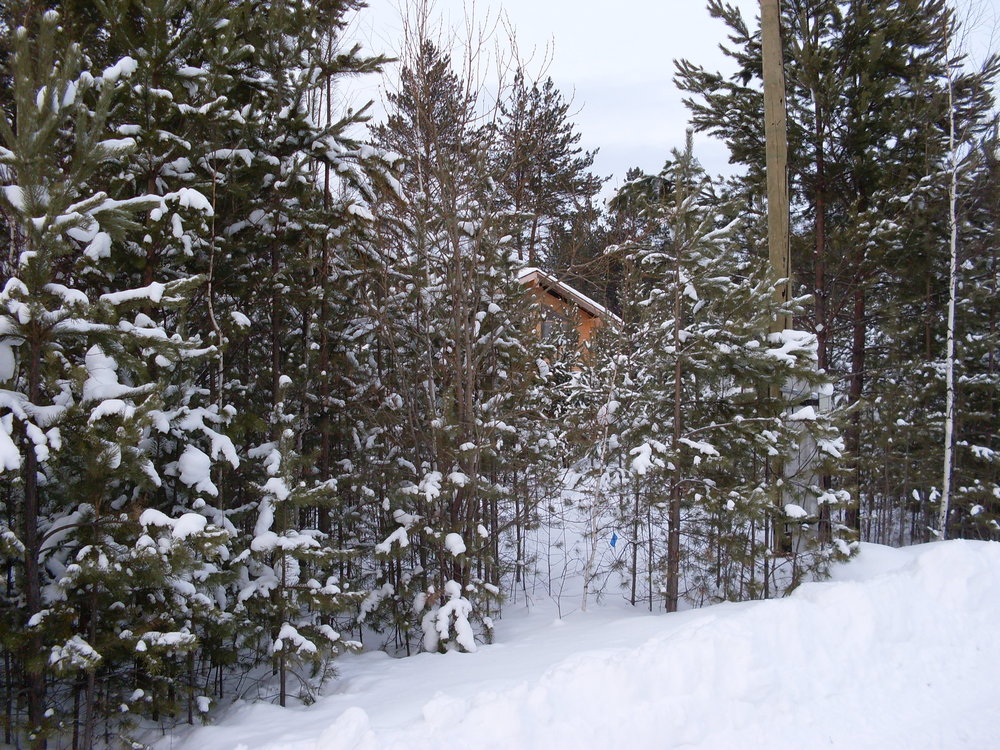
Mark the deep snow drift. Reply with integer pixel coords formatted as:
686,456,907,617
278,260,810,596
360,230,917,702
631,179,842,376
172,541,1000,750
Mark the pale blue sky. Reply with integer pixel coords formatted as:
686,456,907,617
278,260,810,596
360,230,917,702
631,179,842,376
347,0,999,194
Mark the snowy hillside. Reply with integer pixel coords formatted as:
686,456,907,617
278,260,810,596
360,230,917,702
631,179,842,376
170,540,1000,750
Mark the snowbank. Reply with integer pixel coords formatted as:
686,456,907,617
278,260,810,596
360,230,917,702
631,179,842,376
173,541,1000,750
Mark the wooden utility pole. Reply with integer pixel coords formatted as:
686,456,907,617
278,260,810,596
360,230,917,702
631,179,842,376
761,0,792,557
761,0,791,332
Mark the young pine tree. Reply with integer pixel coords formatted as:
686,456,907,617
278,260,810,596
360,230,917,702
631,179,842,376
584,136,850,612
360,38,557,652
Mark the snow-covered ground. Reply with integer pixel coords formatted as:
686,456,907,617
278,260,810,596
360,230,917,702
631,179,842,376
170,541,1000,750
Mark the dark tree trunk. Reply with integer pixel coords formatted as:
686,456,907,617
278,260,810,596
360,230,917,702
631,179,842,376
666,257,683,614
845,240,866,531
23,327,46,747
814,114,833,544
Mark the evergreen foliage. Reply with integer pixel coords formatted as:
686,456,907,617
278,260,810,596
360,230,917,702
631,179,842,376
675,0,1000,543
0,0,996,745
496,72,604,268
361,38,560,653
0,0,384,743
574,136,849,611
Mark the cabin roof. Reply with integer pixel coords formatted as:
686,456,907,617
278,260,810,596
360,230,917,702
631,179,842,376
517,267,622,326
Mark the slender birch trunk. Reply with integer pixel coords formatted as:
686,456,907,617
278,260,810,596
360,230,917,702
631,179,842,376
939,19,959,540
581,360,618,613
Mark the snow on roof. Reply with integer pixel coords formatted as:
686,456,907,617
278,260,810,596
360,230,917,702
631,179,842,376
517,267,622,326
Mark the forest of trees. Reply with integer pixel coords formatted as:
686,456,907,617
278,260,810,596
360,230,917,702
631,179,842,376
0,0,996,747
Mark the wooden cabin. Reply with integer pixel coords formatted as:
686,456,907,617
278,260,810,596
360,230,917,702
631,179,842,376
517,267,619,351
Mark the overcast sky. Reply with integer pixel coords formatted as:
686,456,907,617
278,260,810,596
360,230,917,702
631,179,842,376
347,0,999,194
